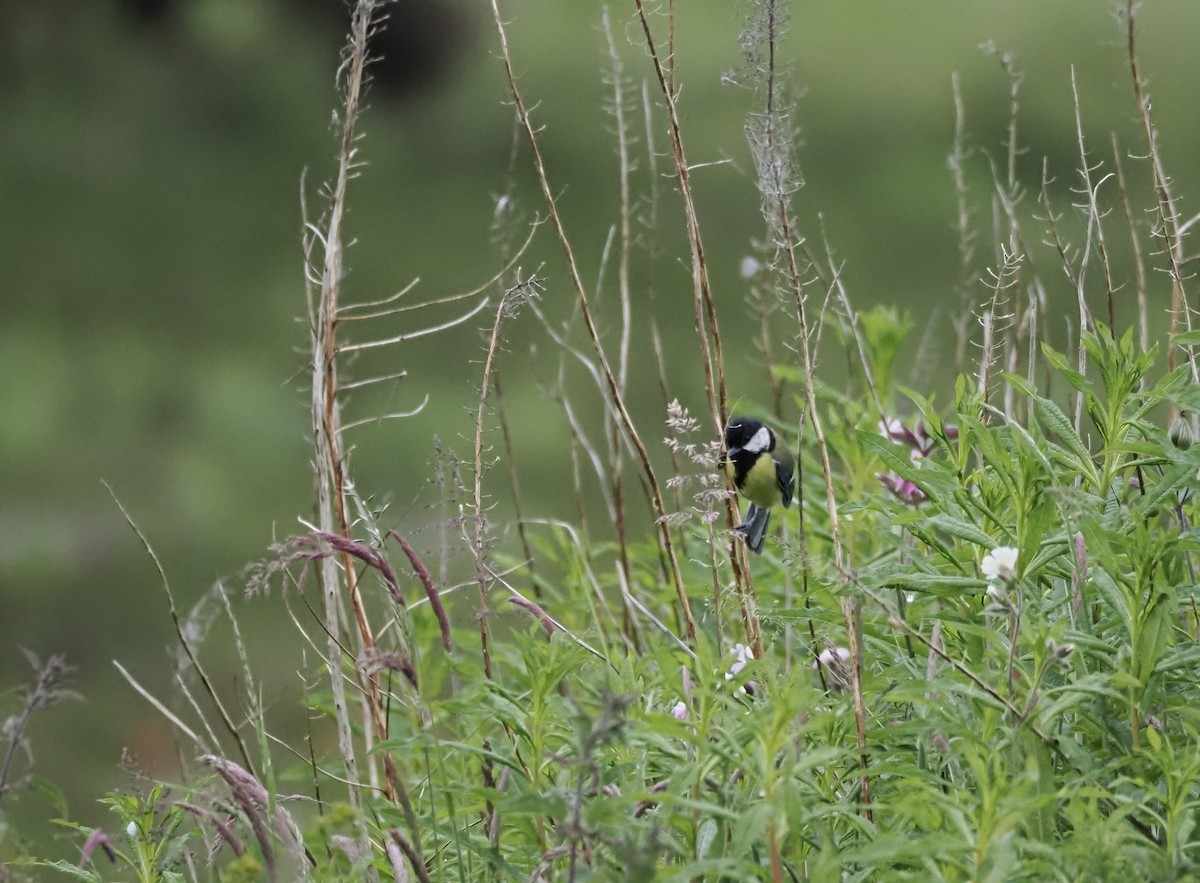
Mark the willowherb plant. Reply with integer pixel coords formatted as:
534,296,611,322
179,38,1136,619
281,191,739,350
16,1,1200,880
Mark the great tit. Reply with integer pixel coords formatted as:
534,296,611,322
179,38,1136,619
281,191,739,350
723,417,795,554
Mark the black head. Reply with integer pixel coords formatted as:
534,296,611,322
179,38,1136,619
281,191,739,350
725,418,773,456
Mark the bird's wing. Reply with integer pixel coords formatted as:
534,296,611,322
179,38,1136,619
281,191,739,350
776,458,795,509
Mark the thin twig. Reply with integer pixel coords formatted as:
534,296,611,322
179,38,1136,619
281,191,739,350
105,483,253,773
740,0,866,816
488,0,697,642
949,72,977,376
1110,132,1149,353
113,660,207,749
1126,0,1197,381
1070,68,1117,331
307,2,395,863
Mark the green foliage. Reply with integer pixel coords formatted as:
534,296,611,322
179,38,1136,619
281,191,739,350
14,785,198,882
10,0,1200,880
81,326,1187,881
858,305,913,405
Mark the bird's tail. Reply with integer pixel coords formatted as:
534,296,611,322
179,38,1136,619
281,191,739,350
736,503,771,554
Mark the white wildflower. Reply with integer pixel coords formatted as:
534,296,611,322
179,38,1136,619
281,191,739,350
813,645,852,693
670,701,689,720
813,647,850,669
985,580,1016,615
725,643,754,680
981,546,1018,584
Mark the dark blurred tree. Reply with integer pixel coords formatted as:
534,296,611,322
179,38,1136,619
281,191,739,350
106,0,473,99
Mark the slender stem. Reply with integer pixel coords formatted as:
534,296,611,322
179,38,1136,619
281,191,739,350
489,0,697,642
1110,132,1149,354
632,0,754,650
473,298,512,680
308,9,401,869
1126,0,1197,382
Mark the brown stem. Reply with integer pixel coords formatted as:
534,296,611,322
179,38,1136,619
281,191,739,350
631,0,755,651
1126,0,1197,381
489,0,696,642
308,9,401,862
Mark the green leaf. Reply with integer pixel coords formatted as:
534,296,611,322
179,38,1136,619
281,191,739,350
1171,329,1200,347
373,737,528,778
1020,730,1058,842
923,514,996,549
1152,364,1192,399
730,800,773,851
27,774,70,818
1171,377,1200,412
959,413,1020,495
1021,535,1071,580
1133,590,1174,688
858,430,917,475
898,515,960,565
887,573,986,596
769,362,806,385
1133,457,1200,519
7,860,102,881
1040,342,1096,398
1088,568,1134,641
497,791,570,817
858,431,957,500
1003,416,1056,476
695,817,719,860
859,305,912,395
1038,674,1125,719
1157,643,1200,674
1032,395,1093,468
653,794,745,821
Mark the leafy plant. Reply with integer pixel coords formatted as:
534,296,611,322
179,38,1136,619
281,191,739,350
7,0,1200,880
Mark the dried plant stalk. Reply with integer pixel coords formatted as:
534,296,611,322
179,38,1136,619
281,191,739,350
1125,0,1197,381
631,0,755,651
488,0,697,642
737,0,868,819
305,1,393,868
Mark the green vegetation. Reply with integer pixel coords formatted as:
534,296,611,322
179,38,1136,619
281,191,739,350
5,0,1200,879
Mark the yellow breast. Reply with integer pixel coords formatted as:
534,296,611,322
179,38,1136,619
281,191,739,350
740,454,781,509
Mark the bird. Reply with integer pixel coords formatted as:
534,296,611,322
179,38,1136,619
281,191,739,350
723,417,795,554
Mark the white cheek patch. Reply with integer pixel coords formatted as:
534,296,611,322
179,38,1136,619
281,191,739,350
746,425,772,453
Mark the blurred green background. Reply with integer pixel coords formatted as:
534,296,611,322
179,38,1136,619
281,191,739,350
3,0,1199,854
